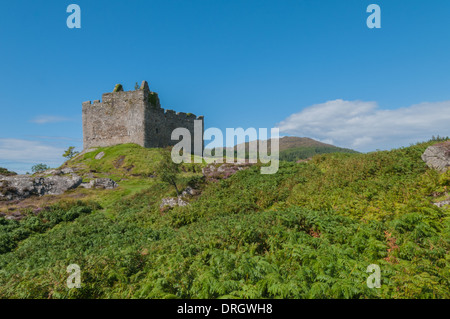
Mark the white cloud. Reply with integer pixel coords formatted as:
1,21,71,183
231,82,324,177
0,139,66,174
30,115,72,124
276,99,450,152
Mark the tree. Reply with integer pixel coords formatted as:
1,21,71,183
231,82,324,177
32,164,50,174
156,148,181,196
134,82,140,90
0,167,17,176
63,146,79,160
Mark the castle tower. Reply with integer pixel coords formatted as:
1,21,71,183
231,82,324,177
82,81,204,154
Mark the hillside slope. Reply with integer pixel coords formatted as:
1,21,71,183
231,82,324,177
0,140,449,298
208,136,358,162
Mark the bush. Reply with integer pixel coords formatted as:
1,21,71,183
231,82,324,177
31,164,50,173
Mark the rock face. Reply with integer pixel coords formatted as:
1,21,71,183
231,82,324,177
0,175,82,201
422,141,450,173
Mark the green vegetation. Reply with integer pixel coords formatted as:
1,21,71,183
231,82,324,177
0,201,100,255
156,148,182,195
63,146,80,160
279,145,358,162
0,140,449,298
66,144,163,179
113,84,123,92
31,163,50,173
0,167,17,176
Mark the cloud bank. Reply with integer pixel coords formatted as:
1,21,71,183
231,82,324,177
276,99,450,152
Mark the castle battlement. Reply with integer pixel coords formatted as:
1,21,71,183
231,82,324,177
82,81,204,152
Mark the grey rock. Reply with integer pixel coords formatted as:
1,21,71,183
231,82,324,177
90,178,118,189
160,196,189,209
79,182,92,189
181,186,196,197
42,169,61,176
422,141,450,173
434,200,450,208
202,163,253,181
38,167,74,177
95,151,105,160
61,168,75,174
0,174,82,201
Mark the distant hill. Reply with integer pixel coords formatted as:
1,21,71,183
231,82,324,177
208,136,358,162
276,137,359,162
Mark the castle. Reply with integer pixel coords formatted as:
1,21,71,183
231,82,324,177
82,81,204,153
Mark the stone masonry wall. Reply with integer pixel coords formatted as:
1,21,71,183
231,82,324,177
144,108,204,154
82,81,204,153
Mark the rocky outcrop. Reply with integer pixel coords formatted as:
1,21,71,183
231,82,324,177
80,178,118,190
422,141,450,173
202,162,253,181
434,199,450,208
160,197,189,209
0,174,82,201
37,168,75,176
159,187,200,211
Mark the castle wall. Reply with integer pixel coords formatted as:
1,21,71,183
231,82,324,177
82,82,204,154
144,108,204,154
82,90,147,149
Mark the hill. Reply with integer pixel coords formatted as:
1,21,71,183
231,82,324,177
208,136,358,162
0,140,449,298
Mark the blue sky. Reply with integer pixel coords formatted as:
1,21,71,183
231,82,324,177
1,0,450,173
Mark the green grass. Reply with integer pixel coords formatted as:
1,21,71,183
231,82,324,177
0,140,449,298
67,143,163,179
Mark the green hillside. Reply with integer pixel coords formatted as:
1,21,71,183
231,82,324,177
0,140,449,298
210,136,358,162
279,145,358,162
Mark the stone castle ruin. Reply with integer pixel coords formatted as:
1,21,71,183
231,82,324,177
82,81,204,151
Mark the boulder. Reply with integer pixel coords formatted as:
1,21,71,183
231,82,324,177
434,199,450,208
61,168,75,174
181,186,198,197
160,196,189,209
81,178,118,190
40,167,75,176
422,141,450,173
0,174,82,201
